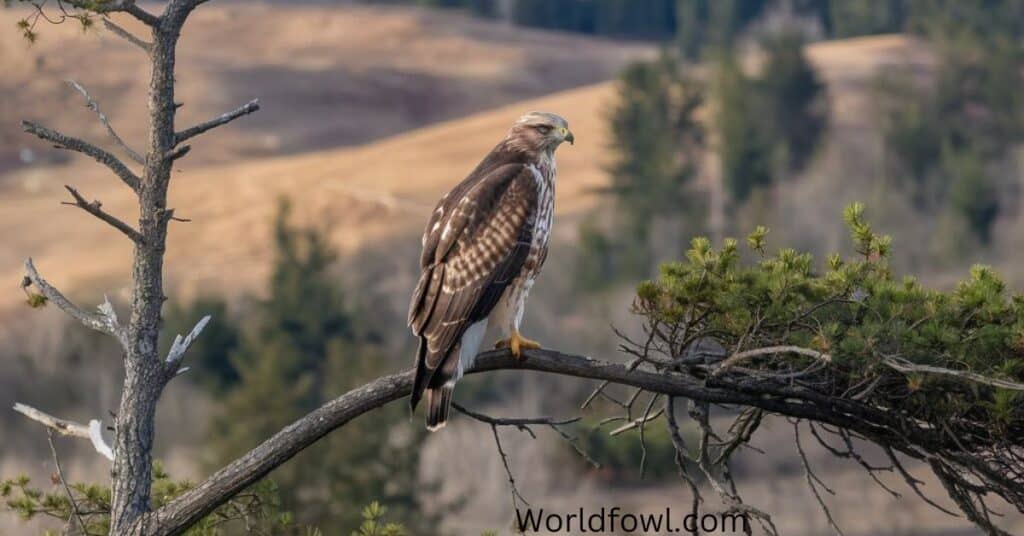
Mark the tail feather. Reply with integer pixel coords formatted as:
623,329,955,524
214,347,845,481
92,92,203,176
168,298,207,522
425,385,454,432
410,338,429,413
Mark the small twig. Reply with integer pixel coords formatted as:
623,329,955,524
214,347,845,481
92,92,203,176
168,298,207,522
794,422,845,535
175,99,260,144
453,403,579,430
882,356,1024,391
637,393,660,479
164,144,191,162
608,407,665,436
21,120,140,191
453,403,597,468
490,424,529,512
713,345,832,378
664,398,703,536
47,430,88,534
61,185,144,243
102,17,152,52
581,357,643,410
165,315,212,375
68,80,144,164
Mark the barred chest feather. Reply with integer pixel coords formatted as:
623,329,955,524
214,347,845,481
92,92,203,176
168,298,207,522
524,156,555,280
487,153,557,335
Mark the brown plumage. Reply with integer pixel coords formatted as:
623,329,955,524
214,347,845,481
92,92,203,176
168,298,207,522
408,111,574,430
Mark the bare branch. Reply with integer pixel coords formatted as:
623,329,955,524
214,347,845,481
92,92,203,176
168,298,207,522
713,345,832,378
13,403,114,461
47,429,88,535
490,423,529,512
452,403,579,429
61,185,144,243
21,120,140,191
164,144,191,162
165,315,212,375
68,80,145,165
453,402,600,469
174,99,260,144
102,17,152,52
63,0,160,26
883,356,1024,391
794,422,845,535
609,407,664,436
23,258,127,344
14,403,90,439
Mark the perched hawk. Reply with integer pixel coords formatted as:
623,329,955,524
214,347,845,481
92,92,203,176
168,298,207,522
408,112,574,431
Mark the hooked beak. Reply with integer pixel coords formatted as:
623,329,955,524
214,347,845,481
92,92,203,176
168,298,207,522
565,130,575,145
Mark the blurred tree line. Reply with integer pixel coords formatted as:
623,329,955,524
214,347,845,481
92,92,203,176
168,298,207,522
359,0,1015,45
578,29,826,289
572,0,1023,288
876,0,1024,245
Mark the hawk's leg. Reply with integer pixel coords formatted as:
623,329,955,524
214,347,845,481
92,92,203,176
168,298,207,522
494,330,541,360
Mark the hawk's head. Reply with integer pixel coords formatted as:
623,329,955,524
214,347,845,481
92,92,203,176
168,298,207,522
507,111,574,154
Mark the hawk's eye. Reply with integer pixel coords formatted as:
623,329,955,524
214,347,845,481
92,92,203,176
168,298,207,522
535,125,553,135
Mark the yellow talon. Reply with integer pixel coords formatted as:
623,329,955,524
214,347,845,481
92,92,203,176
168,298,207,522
494,330,541,360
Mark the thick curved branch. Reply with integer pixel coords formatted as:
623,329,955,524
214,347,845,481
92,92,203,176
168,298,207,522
128,347,943,536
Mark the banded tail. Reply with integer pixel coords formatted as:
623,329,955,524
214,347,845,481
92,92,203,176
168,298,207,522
425,385,454,431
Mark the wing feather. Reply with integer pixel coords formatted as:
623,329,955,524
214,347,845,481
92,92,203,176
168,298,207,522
410,163,538,389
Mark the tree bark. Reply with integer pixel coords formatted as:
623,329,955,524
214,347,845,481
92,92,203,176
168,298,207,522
110,4,199,532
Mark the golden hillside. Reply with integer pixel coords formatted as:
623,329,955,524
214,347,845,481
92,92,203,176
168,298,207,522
0,2,650,172
0,33,933,327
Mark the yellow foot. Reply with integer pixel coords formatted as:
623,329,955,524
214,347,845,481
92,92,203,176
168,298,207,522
494,331,542,360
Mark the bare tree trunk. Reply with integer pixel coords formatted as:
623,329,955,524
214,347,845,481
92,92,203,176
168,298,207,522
15,2,258,533
110,10,182,532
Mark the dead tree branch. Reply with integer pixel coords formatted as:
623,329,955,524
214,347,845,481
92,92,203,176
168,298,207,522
174,99,260,144
64,0,160,26
22,258,126,345
164,315,211,376
68,80,145,165
21,120,141,191
102,17,152,52
47,429,89,535
882,356,1024,391
61,185,144,243
92,345,1018,535
13,403,114,461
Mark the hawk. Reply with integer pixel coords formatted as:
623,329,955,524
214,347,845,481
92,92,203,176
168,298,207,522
408,111,574,431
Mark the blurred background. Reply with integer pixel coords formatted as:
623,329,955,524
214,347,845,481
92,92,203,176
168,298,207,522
1,0,1023,534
